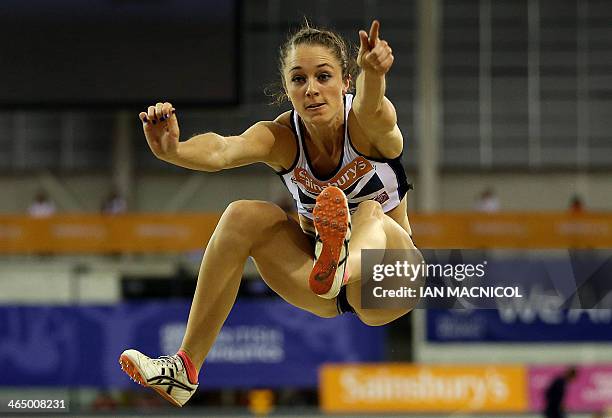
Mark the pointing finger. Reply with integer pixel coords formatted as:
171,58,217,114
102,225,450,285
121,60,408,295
368,20,380,49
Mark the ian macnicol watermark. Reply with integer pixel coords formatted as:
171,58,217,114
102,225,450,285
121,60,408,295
360,250,525,309
371,260,523,299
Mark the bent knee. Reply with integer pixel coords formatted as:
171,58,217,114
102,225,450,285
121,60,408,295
223,200,284,224
218,200,286,240
353,200,384,222
225,200,272,217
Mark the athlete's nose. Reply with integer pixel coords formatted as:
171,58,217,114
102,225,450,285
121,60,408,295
306,79,319,97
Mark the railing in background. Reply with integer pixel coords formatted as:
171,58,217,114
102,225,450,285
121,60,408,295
0,212,611,253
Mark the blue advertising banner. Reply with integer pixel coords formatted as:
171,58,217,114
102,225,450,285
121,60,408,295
0,300,383,388
421,252,612,342
427,309,612,342
409,250,612,309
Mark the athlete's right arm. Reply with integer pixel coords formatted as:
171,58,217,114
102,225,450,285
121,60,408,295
140,102,286,172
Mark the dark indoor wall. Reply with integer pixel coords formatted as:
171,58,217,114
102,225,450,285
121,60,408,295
0,0,238,106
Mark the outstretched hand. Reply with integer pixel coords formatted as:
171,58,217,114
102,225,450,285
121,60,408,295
357,20,394,76
139,102,180,159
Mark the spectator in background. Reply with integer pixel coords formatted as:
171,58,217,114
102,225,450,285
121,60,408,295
569,194,584,214
28,190,56,217
101,189,127,215
544,367,577,418
475,187,500,213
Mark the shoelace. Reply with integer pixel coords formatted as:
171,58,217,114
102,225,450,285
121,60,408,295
152,355,183,371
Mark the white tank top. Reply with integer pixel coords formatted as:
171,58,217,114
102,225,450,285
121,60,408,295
276,94,411,220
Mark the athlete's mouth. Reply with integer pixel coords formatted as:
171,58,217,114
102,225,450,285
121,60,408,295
306,103,326,110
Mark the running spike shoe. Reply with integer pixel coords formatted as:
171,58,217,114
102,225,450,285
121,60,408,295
309,186,351,299
119,349,198,407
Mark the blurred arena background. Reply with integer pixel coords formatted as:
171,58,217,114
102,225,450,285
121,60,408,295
1,0,611,417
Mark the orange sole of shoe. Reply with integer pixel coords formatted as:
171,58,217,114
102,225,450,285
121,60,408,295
118,354,182,408
309,186,349,297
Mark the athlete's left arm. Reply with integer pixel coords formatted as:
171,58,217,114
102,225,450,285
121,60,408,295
352,20,403,159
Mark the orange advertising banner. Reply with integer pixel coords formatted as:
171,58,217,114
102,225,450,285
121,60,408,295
0,212,611,253
413,212,612,249
0,213,220,253
319,364,528,414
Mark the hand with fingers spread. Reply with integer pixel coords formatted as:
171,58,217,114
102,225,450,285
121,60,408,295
357,20,394,76
139,102,180,160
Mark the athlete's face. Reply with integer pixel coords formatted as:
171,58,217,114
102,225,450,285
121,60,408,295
283,44,350,125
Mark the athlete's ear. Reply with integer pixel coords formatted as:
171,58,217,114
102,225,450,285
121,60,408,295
343,75,352,95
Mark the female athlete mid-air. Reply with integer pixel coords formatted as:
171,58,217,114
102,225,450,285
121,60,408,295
119,20,422,407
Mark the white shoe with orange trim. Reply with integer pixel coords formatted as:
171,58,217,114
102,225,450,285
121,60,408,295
119,349,198,407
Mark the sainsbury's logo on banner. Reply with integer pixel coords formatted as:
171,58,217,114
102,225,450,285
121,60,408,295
319,364,527,413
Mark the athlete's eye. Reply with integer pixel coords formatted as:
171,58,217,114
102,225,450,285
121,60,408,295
291,75,305,83
318,73,331,81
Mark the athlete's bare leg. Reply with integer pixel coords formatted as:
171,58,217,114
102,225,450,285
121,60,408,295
344,201,423,326
179,200,336,372
344,200,388,282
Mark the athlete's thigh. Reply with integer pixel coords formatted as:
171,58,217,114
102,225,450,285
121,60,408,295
250,204,338,318
346,214,423,325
